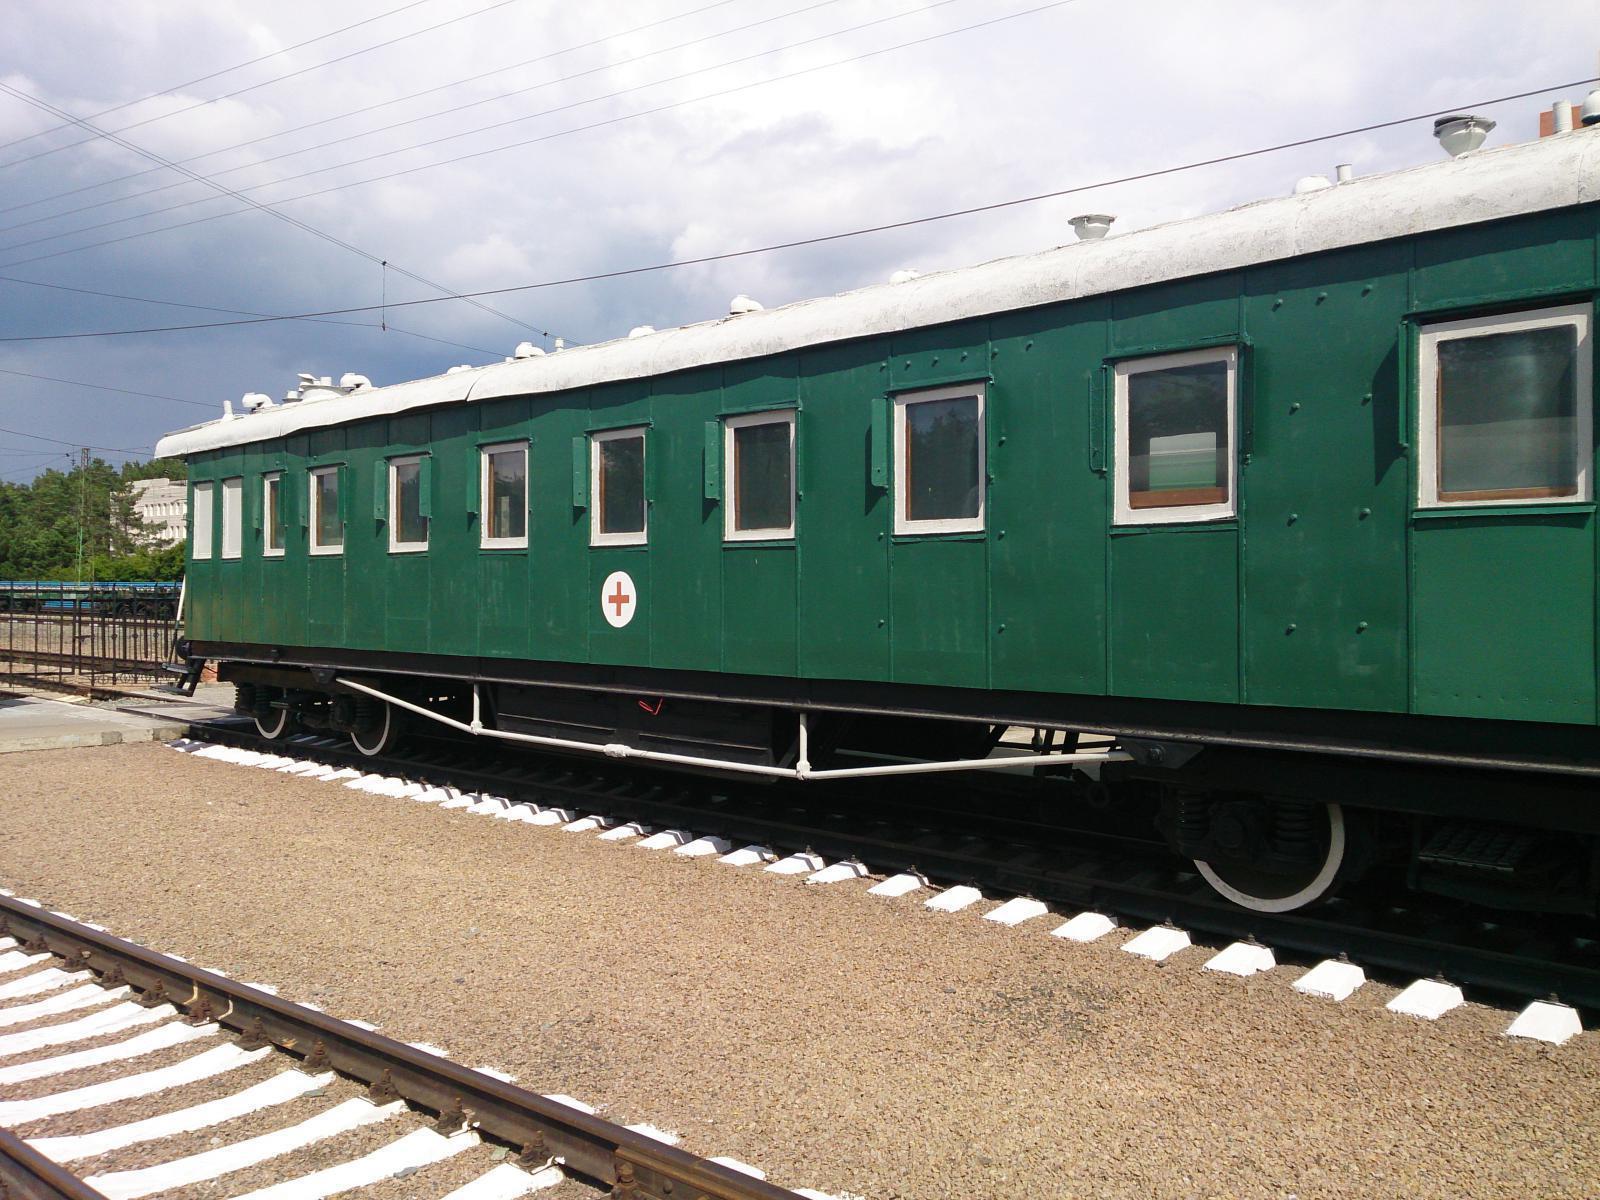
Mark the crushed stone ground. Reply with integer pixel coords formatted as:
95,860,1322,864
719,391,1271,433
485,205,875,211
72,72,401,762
0,742,1597,1199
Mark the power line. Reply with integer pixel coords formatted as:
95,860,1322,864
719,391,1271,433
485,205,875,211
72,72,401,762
0,425,150,453
0,272,503,358
0,75,1591,346
0,0,850,233
0,80,556,340
0,367,209,407
1,0,747,218
0,0,526,171
0,0,1066,270
0,0,444,156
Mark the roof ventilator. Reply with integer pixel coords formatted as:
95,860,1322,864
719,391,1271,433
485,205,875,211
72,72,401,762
1068,214,1114,240
628,325,656,338
889,268,922,283
240,392,274,413
728,294,763,315
1433,114,1495,157
512,341,545,359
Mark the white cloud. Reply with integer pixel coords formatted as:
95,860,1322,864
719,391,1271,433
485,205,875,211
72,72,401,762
0,0,1596,469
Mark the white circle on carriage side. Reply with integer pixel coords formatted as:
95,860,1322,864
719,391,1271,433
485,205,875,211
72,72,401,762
600,570,637,628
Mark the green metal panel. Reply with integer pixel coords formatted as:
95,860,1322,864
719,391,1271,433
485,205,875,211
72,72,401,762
1412,513,1595,721
383,419,431,653
722,355,798,412
237,446,265,647
428,407,479,659
649,369,722,670
477,399,530,661
1111,273,1241,355
891,537,988,686
887,320,990,688
283,435,310,650
344,425,388,652
988,300,1109,695
588,381,652,665
212,449,247,647
527,396,589,663
888,321,987,392
719,358,799,677
1241,245,1410,710
797,338,891,681
185,456,218,641
722,547,797,675
305,427,348,650
1109,526,1239,701
1412,208,1597,312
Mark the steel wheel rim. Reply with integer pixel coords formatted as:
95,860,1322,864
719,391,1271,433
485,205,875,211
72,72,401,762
1195,802,1346,913
253,705,290,740
350,704,392,757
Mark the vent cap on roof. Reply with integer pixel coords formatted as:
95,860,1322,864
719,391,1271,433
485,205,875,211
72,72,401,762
1582,87,1600,127
729,294,764,315
513,341,545,359
889,268,922,283
1292,175,1333,194
1068,214,1114,240
1433,114,1495,157
628,325,656,338
240,392,274,412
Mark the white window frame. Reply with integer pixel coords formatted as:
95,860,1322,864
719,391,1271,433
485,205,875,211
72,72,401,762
309,465,343,555
479,441,529,550
191,481,214,561
1113,345,1238,526
220,476,243,560
1417,302,1592,510
893,383,986,536
590,426,648,547
262,473,284,558
724,410,796,542
388,454,429,553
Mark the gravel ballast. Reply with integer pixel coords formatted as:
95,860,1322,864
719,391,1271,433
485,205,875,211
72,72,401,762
1,742,1597,1199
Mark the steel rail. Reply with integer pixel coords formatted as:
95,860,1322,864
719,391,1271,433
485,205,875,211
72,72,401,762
0,897,803,1200
188,719,1600,1011
0,1129,110,1200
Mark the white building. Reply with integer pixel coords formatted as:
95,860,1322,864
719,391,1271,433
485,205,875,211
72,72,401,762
128,477,187,545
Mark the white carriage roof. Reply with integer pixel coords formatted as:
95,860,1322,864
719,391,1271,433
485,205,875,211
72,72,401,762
156,131,1600,459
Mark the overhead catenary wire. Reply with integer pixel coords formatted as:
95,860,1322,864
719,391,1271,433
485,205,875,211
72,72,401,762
0,273,503,359
0,425,151,454
0,0,1073,271
0,80,557,342
0,0,446,156
0,0,751,218
1,75,1593,345
0,367,210,407
0,0,528,171
0,0,862,233
0,0,970,247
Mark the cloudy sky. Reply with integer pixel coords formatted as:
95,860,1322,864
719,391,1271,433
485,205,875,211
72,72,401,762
0,0,1595,480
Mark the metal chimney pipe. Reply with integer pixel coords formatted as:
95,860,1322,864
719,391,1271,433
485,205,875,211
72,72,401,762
1554,100,1574,134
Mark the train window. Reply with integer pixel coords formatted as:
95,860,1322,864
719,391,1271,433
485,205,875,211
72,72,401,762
724,411,795,540
893,384,985,535
309,466,344,554
480,442,528,549
591,428,647,546
262,473,284,557
220,477,243,560
191,481,214,561
1114,346,1237,525
389,455,429,552
1418,303,1592,507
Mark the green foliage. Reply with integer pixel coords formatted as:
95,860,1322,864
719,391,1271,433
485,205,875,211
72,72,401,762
0,457,188,581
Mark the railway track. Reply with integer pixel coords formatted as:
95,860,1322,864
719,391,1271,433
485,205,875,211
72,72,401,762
188,718,1600,1017
0,895,823,1200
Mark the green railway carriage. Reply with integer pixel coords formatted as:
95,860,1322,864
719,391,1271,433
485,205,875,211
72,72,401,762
160,131,1600,915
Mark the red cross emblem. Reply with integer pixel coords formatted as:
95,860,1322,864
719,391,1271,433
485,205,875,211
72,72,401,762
600,570,637,628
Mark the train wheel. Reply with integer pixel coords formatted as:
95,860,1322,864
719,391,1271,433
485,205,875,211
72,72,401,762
253,693,293,741
1194,801,1347,913
350,699,400,758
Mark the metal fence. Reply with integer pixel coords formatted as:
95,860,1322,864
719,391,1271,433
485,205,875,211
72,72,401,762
0,580,182,694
